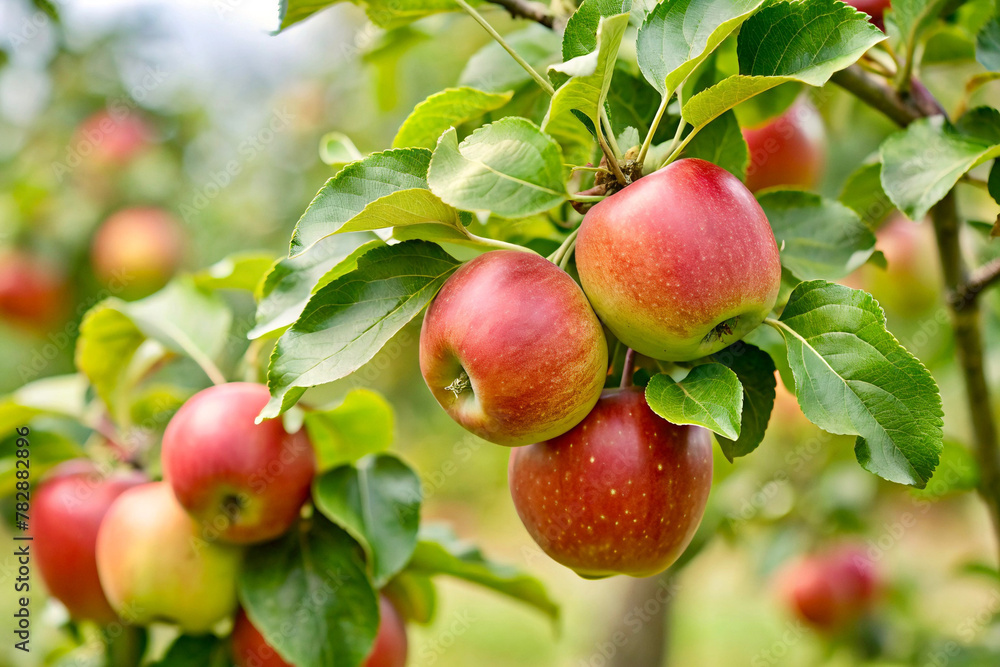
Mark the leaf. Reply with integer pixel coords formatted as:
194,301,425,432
193,252,276,292
0,431,83,497
76,280,231,415
892,0,953,70
365,0,460,28
428,119,566,218
769,281,943,487
977,17,1000,71
459,25,562,93
645,363,744,439
304,389,396,471
289,148,431,255
314,454,422,587
545,12,631,132
150,634,228,667
637,0,767,95
239,518,379,667
880,109,1000,220
320,132,364,170
710,342,776,460
408,524,559,623
563,0,632,62
383,571,437,625
840,162,894,228
681,109,749,180
277,0,344,31
682,0,885,129
989,159,1000,206
759,190,876,280
251,235,383,340
393,87,514,150
261,241,460,420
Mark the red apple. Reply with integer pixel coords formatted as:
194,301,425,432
781,546,880,631
846,0,891,30
75,110,151,165
420,250,607,447
0,250,67,329
33,460,147,623
576,159,781,361
162,382,316,545
232,595,407,667
96,482,242,633
90,207,185,299
742,99,827,193
508,388,713,577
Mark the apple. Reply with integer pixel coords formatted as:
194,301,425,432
419,250,607,447
576,158,781,362
95,482,242,633
231,595,408,667
846,0,891,30
90,207,185,299
780,546,880,631
0,250,67,329
162,382,316,545
76,110,151,165
34,460,147,623
508,387,713,578
742,99,827,193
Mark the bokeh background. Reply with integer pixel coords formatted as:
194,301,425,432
3,0,1000,665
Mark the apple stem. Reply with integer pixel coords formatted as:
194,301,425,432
454,0,556,97
547,227,580,268
465,232,539,254
620,348,637,389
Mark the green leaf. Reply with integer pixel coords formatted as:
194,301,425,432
304,389,396,471
977,17,1000,71
880,110,1000,220
289,148,431,255
769,281,943,487
313,454,422,587
251,235,383,340
150,634,228,667
637,0,767,95
193,252,276,293
277,0,344,31
261,241,460,419
393,87,514,150
563,0,632,62
759,190,876,281
681,109,749,180
408,524,559,623
840,162,894,228
76,280,231,415
428,119,566,218
0,431,83,497
711,342,776,460
645,363,744,439
320,132,364,170
365,0,460,28
239,518,379,667
459,25,562,93
682,0,885,129
383,571,437,625
545,12,631,132
989,159,1000,206
605,67,665,140
892,0,952,71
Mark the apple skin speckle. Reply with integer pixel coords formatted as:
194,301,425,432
508,387,713,578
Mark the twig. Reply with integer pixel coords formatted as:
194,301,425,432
487,0,556,27
620,348,637,389
953,257,1000,310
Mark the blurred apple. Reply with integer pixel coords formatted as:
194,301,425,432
780,545,880,631
91,207,185,298
96,482,242,633
162,382,316,545
846,0,891,30
742,99,826,193
75,110,152,165
34,460,147,623
231,595,407,667
0,250,68,329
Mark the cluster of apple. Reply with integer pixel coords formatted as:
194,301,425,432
33,382,406,667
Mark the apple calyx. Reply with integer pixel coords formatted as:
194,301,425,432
445,370,471,397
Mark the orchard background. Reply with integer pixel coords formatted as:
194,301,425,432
2,0,1000,665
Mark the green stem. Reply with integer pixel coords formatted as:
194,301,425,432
465,232,538,253
638,92,671,167
455,0,555,96
601,106,622,158
548,227,580,267
569,193,607,202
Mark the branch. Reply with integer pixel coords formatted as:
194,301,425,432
953,257,1000,310
487,0,556,28
830,65,947,127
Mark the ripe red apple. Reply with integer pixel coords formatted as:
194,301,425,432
780,546,880,631
508,388,713,577
0,250,67,329
96,482,242,633
576,159,781,362
846,0,891,30
742,99,827,193
231,595,407,667
420,250,607,446
75,110,151,165
162,382,316,545
33,460,147,623
90,207,185,299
